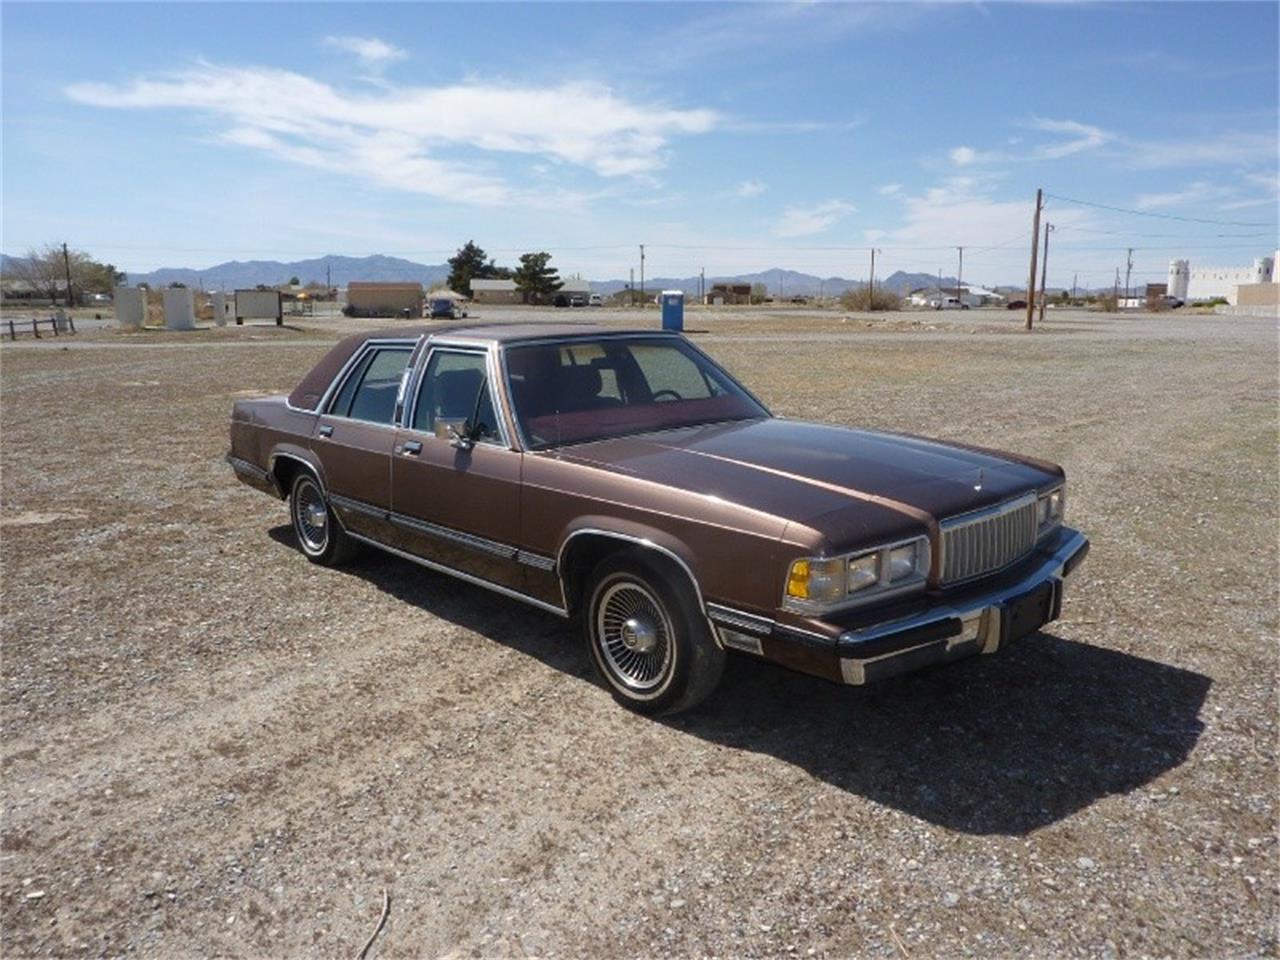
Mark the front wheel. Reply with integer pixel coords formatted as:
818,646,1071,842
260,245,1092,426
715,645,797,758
289,473,356,566
584,553,725,715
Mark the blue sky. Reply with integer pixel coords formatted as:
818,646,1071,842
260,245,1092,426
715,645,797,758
3,1,1277,287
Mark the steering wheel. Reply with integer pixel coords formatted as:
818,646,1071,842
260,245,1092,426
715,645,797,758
651,389,683,402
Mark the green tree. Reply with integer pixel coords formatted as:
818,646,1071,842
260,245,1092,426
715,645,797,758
513,251,562,304
288,275,301,286
447,240,508,297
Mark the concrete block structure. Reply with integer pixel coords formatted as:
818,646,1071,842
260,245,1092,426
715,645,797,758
162,287,195,331
114,286,145,331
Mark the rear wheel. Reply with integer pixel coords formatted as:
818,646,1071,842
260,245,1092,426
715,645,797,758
583,553,724,715
289,473,356,566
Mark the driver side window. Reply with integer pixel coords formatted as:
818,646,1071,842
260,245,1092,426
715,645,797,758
412,350,502,443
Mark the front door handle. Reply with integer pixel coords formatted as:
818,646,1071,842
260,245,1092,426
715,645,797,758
318,424,333,438
401,440,422,456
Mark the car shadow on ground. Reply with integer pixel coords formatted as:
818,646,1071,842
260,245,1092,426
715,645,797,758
268,526,1211,836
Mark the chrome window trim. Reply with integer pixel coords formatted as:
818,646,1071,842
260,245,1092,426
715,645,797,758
498,333,771,453
402,343,512,449
320,338,418,424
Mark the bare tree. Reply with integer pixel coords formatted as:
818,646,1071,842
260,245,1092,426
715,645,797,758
4,244,126,303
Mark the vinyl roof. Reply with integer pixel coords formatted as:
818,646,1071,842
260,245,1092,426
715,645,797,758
365,322,679,344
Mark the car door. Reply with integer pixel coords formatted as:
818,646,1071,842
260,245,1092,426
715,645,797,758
311,341,415,540
390,346,524,589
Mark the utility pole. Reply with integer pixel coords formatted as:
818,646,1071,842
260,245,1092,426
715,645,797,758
1124,247,1134,302
956,246,964,304
639,244,645,307
326,263,331,293
779,268,784,300
629,267,634,305
869,248,877,304
1072,272,1078,301
699,266,705,302
1025,188,1043,330
1038,222,1053,325
61,242,74,308
1113,268,1120,309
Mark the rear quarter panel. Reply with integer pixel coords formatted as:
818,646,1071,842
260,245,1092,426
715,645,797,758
230,396,320,491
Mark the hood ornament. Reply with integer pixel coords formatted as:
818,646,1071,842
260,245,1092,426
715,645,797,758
974,467,984,492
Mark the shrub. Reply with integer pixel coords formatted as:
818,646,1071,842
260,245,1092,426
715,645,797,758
840,287,902,312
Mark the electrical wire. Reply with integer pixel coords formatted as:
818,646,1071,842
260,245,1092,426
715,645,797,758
1045,193,1276,228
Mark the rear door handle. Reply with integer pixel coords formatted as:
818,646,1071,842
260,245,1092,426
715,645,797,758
401,440,422,456
318,424,333,438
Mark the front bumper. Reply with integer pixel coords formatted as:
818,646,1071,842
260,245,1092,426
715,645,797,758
835,527,1089,684
707,526,1089,686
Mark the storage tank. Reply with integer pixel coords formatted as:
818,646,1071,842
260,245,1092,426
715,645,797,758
1167,259,1190,300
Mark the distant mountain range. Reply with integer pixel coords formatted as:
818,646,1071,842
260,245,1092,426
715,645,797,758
122,254,451,290
1,251,962,297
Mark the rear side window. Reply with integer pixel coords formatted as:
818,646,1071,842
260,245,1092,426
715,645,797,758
328,346,412,423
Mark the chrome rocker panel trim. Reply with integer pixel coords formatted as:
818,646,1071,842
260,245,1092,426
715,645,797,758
837,528,1089,685
344,530,570,618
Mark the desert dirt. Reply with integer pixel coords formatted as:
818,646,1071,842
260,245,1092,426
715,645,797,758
1,306,1276,958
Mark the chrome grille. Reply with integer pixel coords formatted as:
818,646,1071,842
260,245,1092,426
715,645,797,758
940,494,1038,585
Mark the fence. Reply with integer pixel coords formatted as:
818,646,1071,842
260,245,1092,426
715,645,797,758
6,316,77,340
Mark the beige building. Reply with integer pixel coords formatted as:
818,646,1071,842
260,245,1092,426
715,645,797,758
1234,282,1279,308
471,279,523,304
346,281,423,316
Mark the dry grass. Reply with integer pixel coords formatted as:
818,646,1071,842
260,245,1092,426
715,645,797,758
1,308,1276,957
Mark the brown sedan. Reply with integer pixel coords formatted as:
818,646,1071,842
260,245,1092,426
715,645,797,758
228,324,1089,714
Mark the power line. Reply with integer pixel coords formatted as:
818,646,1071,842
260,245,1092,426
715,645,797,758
1044,193,1276,228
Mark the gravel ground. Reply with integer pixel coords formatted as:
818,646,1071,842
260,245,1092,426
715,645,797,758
1,308,1276,958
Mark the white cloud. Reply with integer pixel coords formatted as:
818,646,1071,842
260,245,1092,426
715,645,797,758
878,183,902,196
1134,181,1222,210
949,146,977,166
322,36,407,68
736,179,767,197
774,199,856,237
1122,132,1280,170
65,64,718,206
1025,118,1112,159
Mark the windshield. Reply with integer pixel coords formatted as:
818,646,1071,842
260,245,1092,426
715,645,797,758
504,336,769,449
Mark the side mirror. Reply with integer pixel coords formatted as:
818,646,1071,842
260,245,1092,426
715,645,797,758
435,417,473,450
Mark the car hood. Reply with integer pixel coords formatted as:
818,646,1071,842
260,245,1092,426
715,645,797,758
557,417,1060,544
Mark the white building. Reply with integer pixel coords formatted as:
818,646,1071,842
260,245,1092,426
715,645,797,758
1171,252,1276,305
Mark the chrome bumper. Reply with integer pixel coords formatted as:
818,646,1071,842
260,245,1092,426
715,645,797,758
837,528,1089,685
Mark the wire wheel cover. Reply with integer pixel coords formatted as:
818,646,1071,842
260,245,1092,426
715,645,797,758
294,481,328,552
596,581,674,692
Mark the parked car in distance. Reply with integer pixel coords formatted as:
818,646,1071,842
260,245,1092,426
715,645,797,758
588,294,604,307
930,296,969,310
1006,299,1028,311
569,294,587,307
228,324,1088,714
427,297,467,320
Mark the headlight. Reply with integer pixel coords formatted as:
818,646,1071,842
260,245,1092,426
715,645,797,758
784,535,930,612
1037,485,1065,537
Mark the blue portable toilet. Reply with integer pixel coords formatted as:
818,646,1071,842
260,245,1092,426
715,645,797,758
660,290,684,331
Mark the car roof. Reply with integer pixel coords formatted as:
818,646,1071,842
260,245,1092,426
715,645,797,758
363,322,681,345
